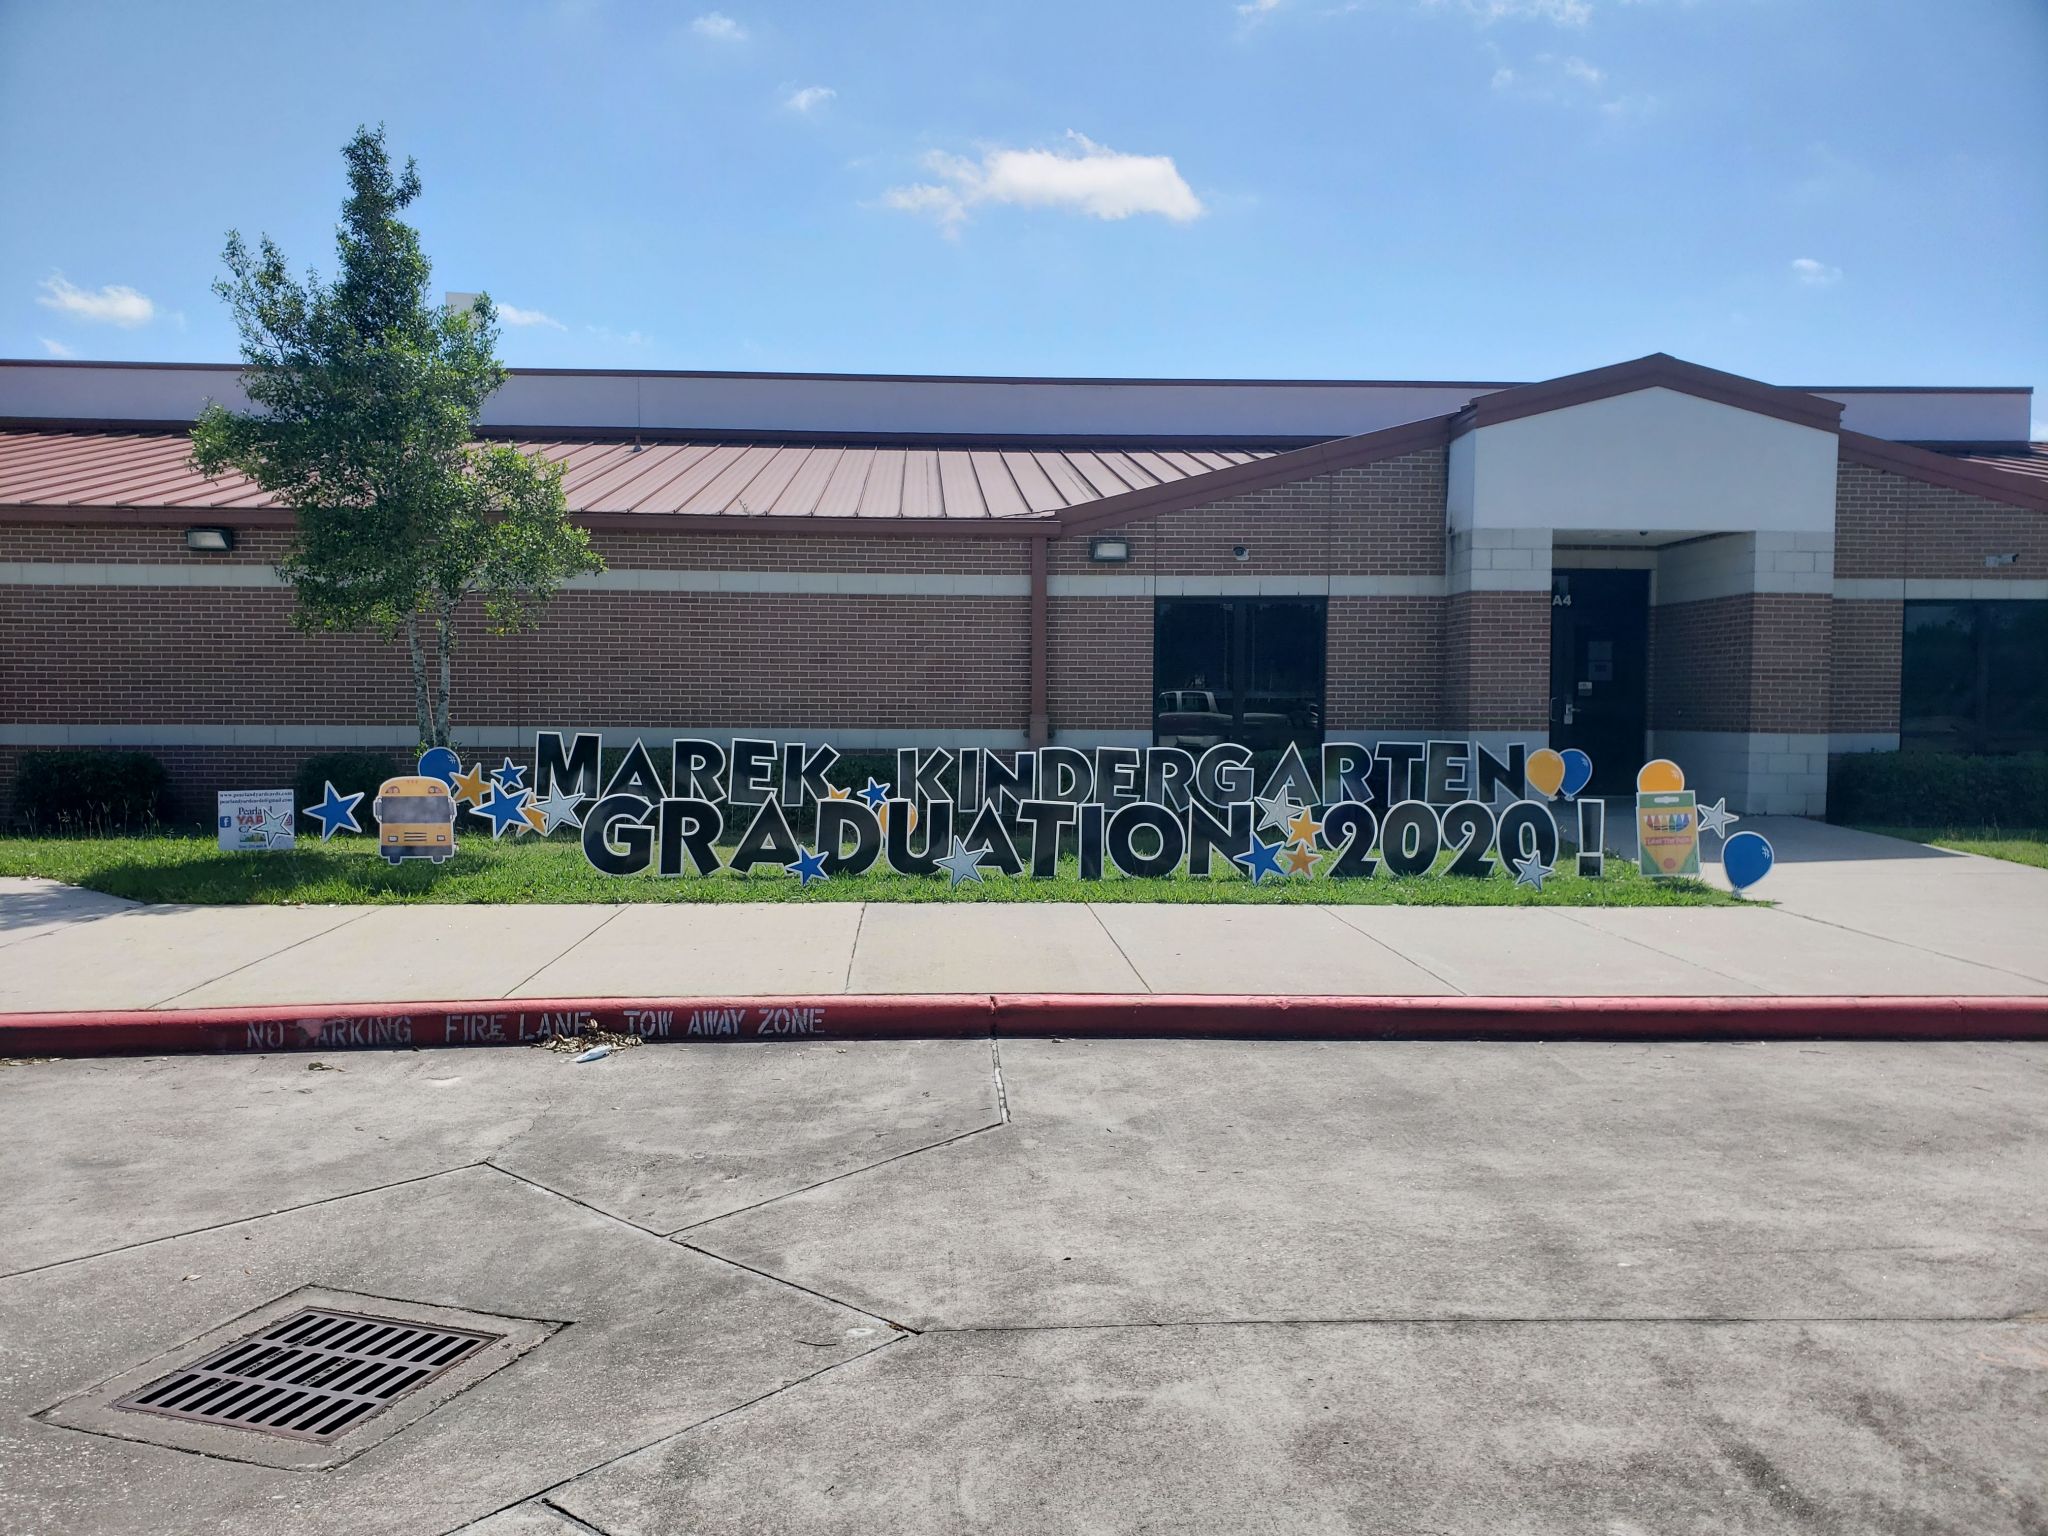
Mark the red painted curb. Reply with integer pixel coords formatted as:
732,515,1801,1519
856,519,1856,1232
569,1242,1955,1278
1,994,2043,1058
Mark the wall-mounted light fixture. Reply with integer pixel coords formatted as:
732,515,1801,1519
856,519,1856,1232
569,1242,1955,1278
1985,552,2019,568
1231,544,1250,563
1089,536,1131,564
185,527,234,554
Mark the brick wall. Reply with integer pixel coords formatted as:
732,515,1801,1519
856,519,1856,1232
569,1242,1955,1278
1443,592,1548,730
1836,461,2047,580
1650,593,1830,734
1831,597,1902,733
1327,596,1444,729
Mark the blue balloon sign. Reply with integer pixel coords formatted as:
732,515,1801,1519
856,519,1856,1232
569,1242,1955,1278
417,746,462,789
1559,748,1594,800
1721,830,1775,891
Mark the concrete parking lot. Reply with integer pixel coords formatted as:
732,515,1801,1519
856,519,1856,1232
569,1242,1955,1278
4,1035,2043,1534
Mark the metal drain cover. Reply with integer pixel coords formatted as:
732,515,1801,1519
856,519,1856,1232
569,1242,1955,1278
38,1287,558,1470
114,1306,502,1442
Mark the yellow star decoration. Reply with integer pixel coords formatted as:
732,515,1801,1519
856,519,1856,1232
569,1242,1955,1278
519,798,547,835
449,762,491,807
1282,842,1320,878
1285,807,1322,846
825,784,852,800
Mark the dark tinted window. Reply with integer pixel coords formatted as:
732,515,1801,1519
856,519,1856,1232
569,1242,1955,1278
1154,598,1324,753
1901,600,2048,753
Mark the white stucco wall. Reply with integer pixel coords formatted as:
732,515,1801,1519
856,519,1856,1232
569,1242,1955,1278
1451,387,1840,537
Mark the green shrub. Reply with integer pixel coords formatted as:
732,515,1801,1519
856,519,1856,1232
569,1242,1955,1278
294,751,401,826
13,749,170,833
1828,750,2048,828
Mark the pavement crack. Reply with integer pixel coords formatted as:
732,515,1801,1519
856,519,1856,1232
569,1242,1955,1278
538,1499,619,1536
0,1161,490,1281
990,1036,1011,1124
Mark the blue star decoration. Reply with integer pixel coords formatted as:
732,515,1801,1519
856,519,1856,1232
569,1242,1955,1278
477,783,535,839
492,757,529,792
1695,797,1740,838
786,846,829,887
530,784,587,834
1234,836,1287,884
1513,852,1554,892
302,780,364,840
856,776,891,810
934,837,988,888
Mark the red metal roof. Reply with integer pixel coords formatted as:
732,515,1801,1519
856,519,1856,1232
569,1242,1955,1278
0,429,1275,522
1950,443,2048,487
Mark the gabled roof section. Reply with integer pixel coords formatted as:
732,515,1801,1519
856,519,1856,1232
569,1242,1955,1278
1841,431,2048,514
1055,414,1453,536
1451,353,1848,436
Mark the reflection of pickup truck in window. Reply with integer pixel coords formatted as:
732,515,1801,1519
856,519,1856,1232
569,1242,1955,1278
1156,691,1309,750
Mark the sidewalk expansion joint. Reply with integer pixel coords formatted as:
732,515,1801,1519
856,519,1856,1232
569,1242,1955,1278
666,1118,1009,1236
990,1036,1011,1123
537,1499,618,1536
147,906,381,1010
1085,903,1153,993
480,1161,917,1332
672,1237,923,1335
499,906,629,1000
918,1312,2040,1333
0,1161,491,1282
1321,906,1468,994
445,1335,908,1536
1555,909,1761,992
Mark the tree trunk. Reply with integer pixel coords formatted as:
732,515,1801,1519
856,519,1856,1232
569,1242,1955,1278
403,614,432,748
434,601,455,749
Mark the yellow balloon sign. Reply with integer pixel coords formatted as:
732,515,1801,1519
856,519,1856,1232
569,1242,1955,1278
1525,748,1566,799
1636,758,1686,793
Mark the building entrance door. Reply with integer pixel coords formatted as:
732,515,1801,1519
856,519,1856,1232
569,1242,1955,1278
1549,569,1649,795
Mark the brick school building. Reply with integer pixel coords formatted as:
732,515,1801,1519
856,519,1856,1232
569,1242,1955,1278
1,352,2042,821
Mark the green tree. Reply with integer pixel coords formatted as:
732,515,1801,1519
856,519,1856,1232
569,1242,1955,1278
191,125,602,749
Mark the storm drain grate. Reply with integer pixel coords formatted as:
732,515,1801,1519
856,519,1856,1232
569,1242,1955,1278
112,1307,504,1442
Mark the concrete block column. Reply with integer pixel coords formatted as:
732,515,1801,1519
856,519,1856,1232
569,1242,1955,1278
1444,529,1552,736
1649,532,1836,815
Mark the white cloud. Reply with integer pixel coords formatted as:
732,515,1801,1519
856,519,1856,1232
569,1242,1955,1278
39,337,77,357
1237,0,1283,16
884,132,1205,233
36,274,155,327
1431,0,1592,23
1790,257,1843,288
497,303,566,330
691,11,745,40
1558,54,1603,85
784,85,835,113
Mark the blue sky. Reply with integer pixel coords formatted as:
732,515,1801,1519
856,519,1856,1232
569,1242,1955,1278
2,0,2042,426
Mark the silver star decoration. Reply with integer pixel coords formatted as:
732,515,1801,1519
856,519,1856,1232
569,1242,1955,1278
1696,797,1740,838
934,837,988,888
1251,789,1306,836
1512,852,1554,892
260,807,295,848
531,784,587,834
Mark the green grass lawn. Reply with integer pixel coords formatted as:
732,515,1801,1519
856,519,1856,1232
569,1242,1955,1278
1849,826,2048,870
0,832,1747,907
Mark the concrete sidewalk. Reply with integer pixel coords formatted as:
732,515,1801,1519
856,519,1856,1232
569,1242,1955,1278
4,1035,2044,1533
1,819,2044,1013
